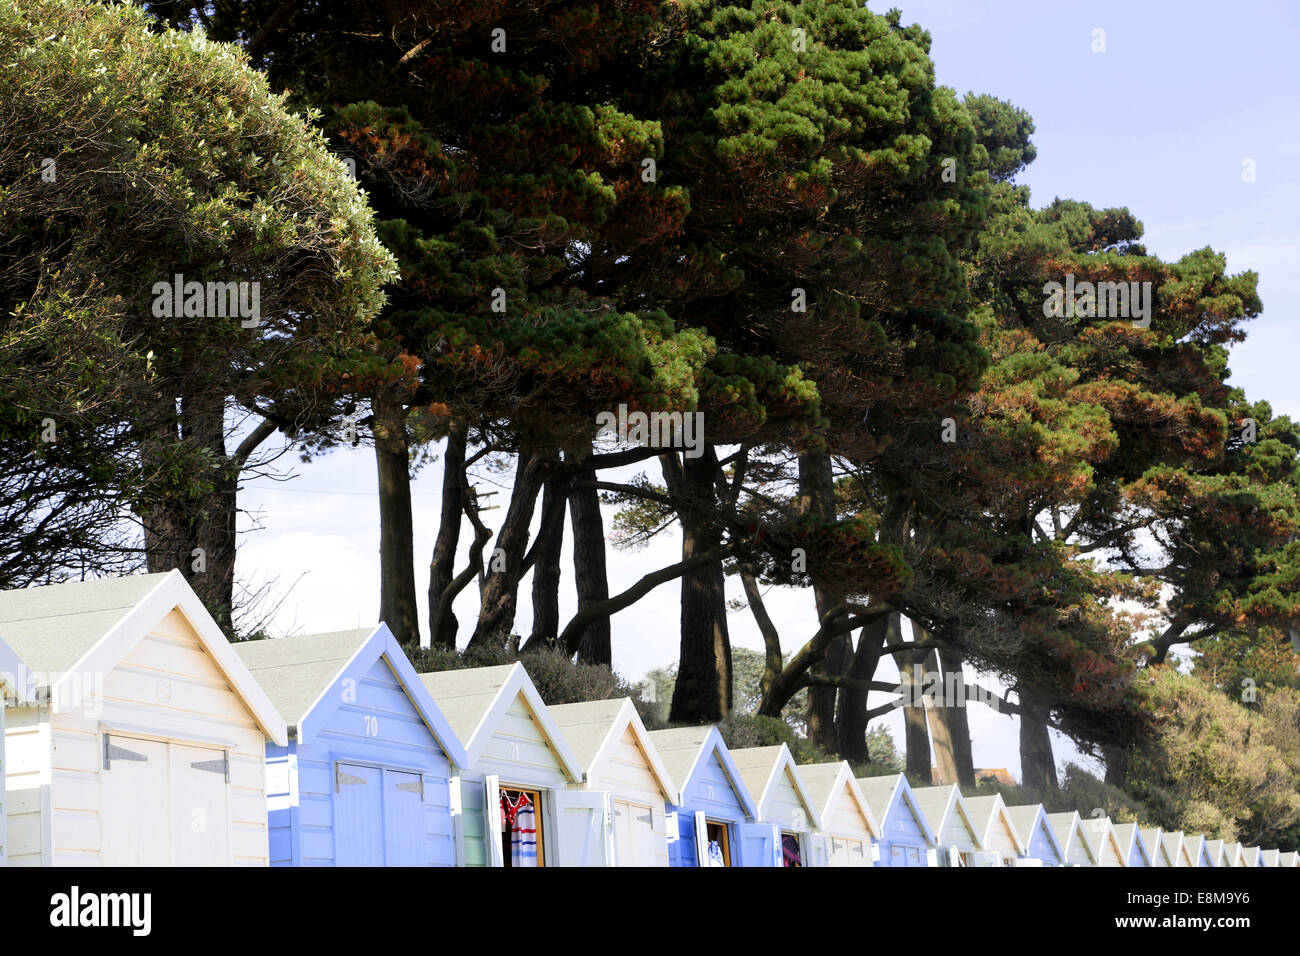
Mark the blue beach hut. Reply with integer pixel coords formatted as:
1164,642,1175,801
646,725,772,867
857,774,936,867
236,624,467,866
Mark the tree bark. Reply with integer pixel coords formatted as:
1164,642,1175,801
526,473,566,649
467,450,549,653
835,611,894,762
665,449,732,724
923,647,959,786
428,423,467,649
373,391,420,647
798,450,844,752
938,644,976,787
888,621,932,784
1018,686,1058,792
568,451,611,664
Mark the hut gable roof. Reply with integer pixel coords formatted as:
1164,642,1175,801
797,761,880,839
912,784,982,849
0,570,284,743
235,624,466,764
1006,804,1064,861
548,698,677,802
644,725,758,819
964,794,1027,855
729,745,823,830
1048,812,1099,865
417,661,582,781
856,774,937,845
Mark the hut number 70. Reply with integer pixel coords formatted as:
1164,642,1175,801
363,715,379,737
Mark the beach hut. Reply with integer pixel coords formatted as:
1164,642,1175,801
1111,823,1153,867
1260,848,1280,867
1183,833,1213,868
1141,827,1175,867
548,698,677,866
646,725,767,867
1080,817,1129,866
1241,845,1262,867
418,663,597,867
0,636,31,866
798,761,879,867
964,794,1027,865
1164,831,1195,867
0,571,285,866
234,625,467,866
1278,851,1299,867
1203,838,1226,867
1048,812,1100,867
857,774,936,867
1222,841,1246,867
731,745,825,866
912,784,986,866
1007,804,1067,867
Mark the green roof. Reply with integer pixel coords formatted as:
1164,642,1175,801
0,573,172,674
234,628,374,727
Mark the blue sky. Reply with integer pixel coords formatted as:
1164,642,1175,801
236,1,1300,783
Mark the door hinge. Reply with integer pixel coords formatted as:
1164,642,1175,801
103,734,147,770
191,753,230,782
335,765,367,792
395,776,425,799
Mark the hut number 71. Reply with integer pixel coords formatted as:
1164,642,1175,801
363,715,379,737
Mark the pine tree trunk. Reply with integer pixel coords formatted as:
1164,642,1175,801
799,450,843,752
139,391,239,634
1018,687,1058,792
373,392,420,647
889,623,932,784
569,451,611,665
835,611,895,762
428,424,467,649
467,450,549,653
527,474,565,648
667,449,731,723
939,645,976,787
923,647,959,786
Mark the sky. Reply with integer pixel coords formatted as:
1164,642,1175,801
235,1,1300,784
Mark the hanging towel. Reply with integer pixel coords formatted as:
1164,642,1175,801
707,840,726,867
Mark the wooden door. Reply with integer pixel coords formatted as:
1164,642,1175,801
333,762,384,866
100,735,171,866
171,743,230,866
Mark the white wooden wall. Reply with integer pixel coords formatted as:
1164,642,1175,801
588,724,669,866
5,608,268,866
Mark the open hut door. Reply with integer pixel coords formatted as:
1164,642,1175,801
554,789,609,866
737,822,781,867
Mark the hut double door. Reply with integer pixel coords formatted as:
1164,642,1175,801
100,734,231,866
333,762,426,866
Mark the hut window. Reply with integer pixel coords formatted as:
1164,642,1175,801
500,787,545,867
781,832,802,867
705,819,731,866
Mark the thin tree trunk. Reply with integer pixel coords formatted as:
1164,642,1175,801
666,448,731,723
799,450,843,752
1018,686,1058,792
187,392,237,634
373,391,419,647
835,611,894,762
938,644,976,787
527,474,565,648
568,451,611,664
889,621,932,784
428,423,467,649
923,646,959,786
467,450,549,653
